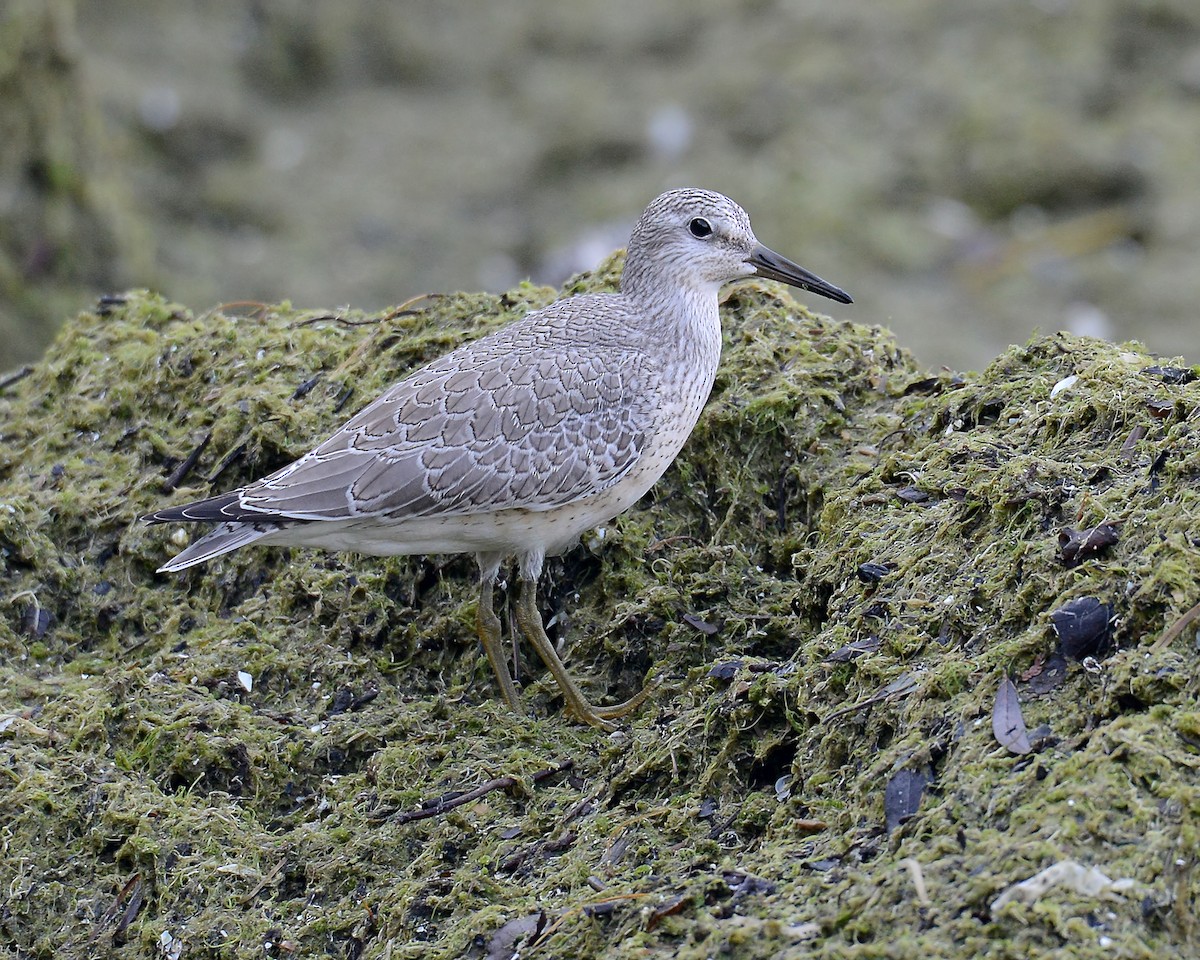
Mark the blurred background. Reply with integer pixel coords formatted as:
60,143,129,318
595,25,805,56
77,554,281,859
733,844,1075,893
3,0,1199,371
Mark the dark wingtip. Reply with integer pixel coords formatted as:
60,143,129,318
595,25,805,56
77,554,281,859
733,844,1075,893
141,490,246,525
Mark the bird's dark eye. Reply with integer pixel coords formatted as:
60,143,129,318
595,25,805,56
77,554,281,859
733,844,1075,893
688,217,713,239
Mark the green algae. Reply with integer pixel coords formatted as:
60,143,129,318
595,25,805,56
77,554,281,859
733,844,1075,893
1,260,1197,958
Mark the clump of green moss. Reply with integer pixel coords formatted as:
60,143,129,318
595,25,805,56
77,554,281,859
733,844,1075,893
1,263,1196,958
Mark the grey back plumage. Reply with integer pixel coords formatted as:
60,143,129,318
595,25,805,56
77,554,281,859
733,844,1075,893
224,302,655,521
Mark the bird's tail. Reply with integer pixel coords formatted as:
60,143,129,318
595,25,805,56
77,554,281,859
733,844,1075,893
155,522,275,572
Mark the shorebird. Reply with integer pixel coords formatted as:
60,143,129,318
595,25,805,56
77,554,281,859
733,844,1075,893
143,188,852,728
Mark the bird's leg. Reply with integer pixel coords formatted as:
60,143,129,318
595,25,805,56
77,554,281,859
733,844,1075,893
512,577,653,729
476,566,524,714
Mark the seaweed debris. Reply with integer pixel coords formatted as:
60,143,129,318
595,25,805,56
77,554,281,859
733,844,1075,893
1,260,1197,957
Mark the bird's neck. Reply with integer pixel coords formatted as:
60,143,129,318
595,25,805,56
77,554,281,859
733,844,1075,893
624,282,723,378
620,250,722,303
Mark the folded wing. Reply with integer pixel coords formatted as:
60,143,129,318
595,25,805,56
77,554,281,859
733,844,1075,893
146,330,653,527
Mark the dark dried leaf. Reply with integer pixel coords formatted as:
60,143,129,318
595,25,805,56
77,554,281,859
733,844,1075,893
880,671,921,698
723,870,777,898
896,486,930,503
1058,523,1119,567
114,877,144,938
885,767,931,833
291,374,323,400
856,562,894,583
823,636,882,663
1050,597,1114,660
486,911,547,960
1024,652,1068,695
601,833,631,866
1145,399,1175,419
903,376,943,395
1142,365,1197,385
863,601,891,620
1148,450,1169,483
1119,425,1146,463
327,687,356,715
21,606,51,638
707,660,743,681
350,687,379,711
646,894,688,931
682,613,720,635
993,677,1032,755
89,872,144,945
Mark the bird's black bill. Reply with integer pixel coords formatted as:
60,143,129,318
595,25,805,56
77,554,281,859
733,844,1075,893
747,244,853,304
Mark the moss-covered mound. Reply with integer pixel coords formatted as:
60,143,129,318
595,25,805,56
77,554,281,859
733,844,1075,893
1,259,1197,958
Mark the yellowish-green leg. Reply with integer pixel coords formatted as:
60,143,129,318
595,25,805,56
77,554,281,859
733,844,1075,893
513,578,653,729
476,574,524,714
